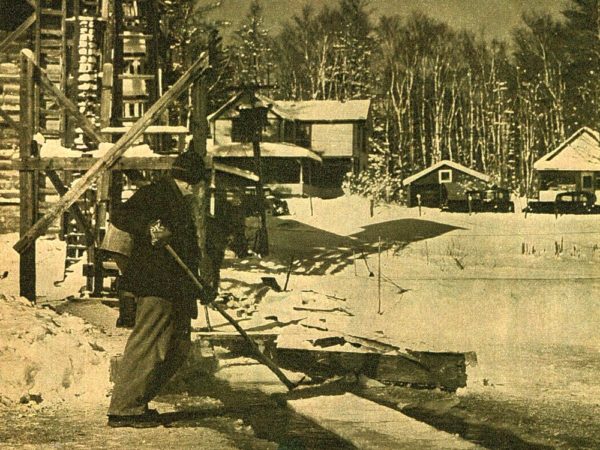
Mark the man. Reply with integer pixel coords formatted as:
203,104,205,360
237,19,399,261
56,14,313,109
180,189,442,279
107,149,212,428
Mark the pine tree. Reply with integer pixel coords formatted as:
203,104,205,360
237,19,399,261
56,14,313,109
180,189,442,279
230,0,275,86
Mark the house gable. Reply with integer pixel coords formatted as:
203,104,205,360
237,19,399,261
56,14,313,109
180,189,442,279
403,160,490,186
534,127,600,171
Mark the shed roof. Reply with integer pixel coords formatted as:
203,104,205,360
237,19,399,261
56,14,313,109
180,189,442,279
402,160,490,185
533,127,600,171
208,142,322,162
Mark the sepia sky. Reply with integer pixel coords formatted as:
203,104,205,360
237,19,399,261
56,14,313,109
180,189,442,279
203,0,571,41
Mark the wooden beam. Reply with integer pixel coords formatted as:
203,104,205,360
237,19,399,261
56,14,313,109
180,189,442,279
0,109,20,132
45,170,95,244
0,13,36,55
11,157,259,181
19,50,37,301
20,50,105,145
14,53,209,254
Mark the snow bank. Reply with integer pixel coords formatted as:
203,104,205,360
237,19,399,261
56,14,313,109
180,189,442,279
0,295,111,409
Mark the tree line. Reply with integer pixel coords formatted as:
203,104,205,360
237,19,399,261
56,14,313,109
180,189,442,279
170,0,600,196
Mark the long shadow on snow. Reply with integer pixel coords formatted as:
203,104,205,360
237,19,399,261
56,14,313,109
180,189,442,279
228,217,463,276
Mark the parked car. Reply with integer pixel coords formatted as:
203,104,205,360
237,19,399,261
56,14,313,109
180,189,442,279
475,188,515,212
443,186,514,213
554,191,596,214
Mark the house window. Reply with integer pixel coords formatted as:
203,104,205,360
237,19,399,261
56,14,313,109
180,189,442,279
582,174,593,189
438,169,452,183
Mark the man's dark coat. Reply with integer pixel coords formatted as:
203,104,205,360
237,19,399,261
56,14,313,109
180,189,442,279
111,177,200,311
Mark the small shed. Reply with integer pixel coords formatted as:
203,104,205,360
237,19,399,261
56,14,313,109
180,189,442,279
533,127,600,204
402,160,490,207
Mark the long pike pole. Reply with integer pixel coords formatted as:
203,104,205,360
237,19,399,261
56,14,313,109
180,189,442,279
164,244,301,391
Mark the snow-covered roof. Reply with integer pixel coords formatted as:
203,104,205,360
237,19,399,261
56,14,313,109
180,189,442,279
270,99,371,122
208,92,371,123
208,142,322,162
534,127,600,171
402,160,490,185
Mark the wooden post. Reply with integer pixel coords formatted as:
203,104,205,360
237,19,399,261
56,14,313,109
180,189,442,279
59,0,68,143
14,54,209,254
100,63,113,129
253,124,269,256
33,0,41,132
417,194,422,217
377,236,382,314
19,50,38,301
110,0,123,128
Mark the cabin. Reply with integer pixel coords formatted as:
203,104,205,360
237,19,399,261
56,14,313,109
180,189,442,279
402,160,491,207
208,92,371,198
532,127,600,205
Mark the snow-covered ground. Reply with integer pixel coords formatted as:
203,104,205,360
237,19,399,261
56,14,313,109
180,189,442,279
1,195,599,417
220,196,600,408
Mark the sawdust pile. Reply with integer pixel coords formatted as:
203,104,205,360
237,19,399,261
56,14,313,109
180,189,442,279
0,295,111,409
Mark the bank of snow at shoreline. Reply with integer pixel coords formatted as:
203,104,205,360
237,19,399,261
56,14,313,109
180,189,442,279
0,295,111,409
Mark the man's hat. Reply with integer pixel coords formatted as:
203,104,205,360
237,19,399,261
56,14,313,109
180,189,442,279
171,148,204,184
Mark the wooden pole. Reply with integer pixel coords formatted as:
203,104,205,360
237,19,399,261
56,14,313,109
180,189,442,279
19,50,38,301
14,53,209,254
253,124,269,256
164,244,300,390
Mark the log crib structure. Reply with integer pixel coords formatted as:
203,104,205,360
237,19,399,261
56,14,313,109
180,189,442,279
0,0,256,301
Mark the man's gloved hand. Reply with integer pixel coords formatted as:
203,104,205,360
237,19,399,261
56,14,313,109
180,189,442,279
199,284,217,305
149,219,172,247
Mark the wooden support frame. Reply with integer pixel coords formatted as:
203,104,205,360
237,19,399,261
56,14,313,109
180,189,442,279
21,49,105,144
0,13,36,55
45,170,95,245
19,51,38,301
14,52,209,255
0,109,20,132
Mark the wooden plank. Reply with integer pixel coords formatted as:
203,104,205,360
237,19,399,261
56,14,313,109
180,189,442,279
100,63,113,128
0,109,21,132
275,347,467,391
288,394,477,449
19,51,37,301
14,53,209,254
20,50,105,145
45,170,94,244
12,157,259,181
0,13,36,55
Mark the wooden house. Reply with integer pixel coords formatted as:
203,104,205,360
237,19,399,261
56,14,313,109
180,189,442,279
208,92,371,197
402,160,490,207
533,127,600,205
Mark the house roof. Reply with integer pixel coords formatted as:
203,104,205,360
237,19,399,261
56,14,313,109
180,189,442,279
208,142,322,163
269,99,371,122
534,127,600,171
208,92,371,123
402,160,491,185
